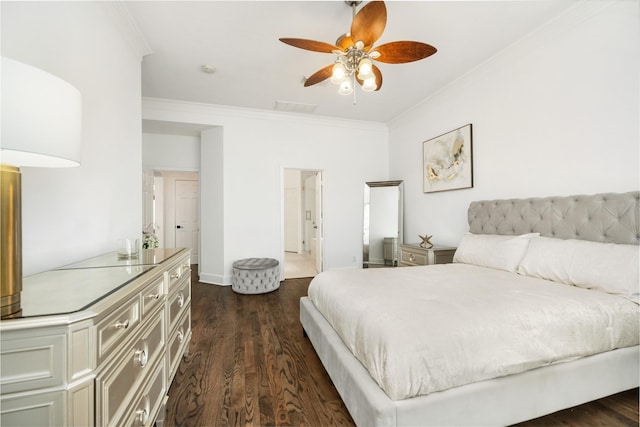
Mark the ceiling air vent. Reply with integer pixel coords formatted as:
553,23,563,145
274,100,317,114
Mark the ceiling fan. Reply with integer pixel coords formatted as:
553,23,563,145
279,0,437,96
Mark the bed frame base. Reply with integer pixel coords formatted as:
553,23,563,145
301,296,639,426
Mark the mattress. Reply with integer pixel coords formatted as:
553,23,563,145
307,263,639,401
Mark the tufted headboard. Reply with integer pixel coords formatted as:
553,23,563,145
468,192,640,245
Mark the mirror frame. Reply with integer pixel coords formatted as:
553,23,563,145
363,180,403,268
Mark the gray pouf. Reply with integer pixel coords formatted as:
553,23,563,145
232,258,280,294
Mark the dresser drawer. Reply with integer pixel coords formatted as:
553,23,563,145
167,256,190,290
97,308,165,426
124,359,167,427
0,333,65,394
167,265,183,292
400,249,428,266
180,257,191,275
168,308,191,382
141,275,165,317
96,297,141,365
0,389,64,426
433,250,455,264
168,277,190,333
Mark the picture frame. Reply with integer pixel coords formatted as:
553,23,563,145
423,124,473,193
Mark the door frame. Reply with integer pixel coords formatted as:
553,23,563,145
146,171,200,259
280,168,324,280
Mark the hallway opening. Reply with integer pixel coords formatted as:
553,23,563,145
283,169,323,279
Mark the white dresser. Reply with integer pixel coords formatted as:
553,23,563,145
0,248,191,426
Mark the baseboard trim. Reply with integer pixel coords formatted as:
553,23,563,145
199,272,230,286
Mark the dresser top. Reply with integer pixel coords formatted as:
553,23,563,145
401,243,457,251
8,248,186,319
59,247,184,269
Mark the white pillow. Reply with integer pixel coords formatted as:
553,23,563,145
453,233,539,272
518,236,639,303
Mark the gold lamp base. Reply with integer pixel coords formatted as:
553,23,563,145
1,164,22,318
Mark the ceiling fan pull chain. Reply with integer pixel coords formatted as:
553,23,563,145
353,74,357,105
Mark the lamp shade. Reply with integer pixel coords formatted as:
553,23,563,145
1,57,81,167
338,79,353,96
330,62,347,84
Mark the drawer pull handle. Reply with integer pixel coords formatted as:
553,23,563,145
177,328,184,343
135,349,148,368
114,319,130,330
147,293,160,300
177,292,184,308
171,272,181,279
409,254,415,262
136,408,149,425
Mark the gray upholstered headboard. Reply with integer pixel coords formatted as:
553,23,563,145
468,192,640,245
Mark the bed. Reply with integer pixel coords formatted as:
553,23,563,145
300,191,639,426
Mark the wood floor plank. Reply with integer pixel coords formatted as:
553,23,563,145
164,271,639,427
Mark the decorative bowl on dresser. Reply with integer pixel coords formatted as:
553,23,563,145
0,248,191,427
399,243,457,266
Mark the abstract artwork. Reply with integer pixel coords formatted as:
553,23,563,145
423,124,473,193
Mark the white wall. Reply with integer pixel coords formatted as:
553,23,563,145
389,1,639,248
143,100,389,284
200,127,224,281
142,132,200,171
2,2,145,274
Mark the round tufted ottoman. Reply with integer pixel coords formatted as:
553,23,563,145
232,258,280,294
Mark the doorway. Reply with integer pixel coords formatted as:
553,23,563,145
142,170,200,263
283,169,323,279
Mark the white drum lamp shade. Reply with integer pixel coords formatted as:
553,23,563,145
1,57,82,318
2,56,82,167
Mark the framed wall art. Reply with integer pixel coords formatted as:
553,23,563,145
423,124,473,193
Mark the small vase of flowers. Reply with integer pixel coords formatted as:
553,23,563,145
142,225,159,249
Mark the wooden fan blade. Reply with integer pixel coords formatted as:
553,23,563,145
304,64,334,87
350,1,387,50
372,65,382,92
373,41,437,64
355,64,383,91
279,38,340,53
372,64,383,91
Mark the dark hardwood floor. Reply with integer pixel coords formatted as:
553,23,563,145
164,271,639,426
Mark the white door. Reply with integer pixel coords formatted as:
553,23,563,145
175,180,199,263
314,172,323,273
284,187,299,252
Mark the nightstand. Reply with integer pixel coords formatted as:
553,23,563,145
399,244,457,266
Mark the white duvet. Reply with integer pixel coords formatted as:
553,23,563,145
307,263,639,401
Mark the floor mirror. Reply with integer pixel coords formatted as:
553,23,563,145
363,180,403,268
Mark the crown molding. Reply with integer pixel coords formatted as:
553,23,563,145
103,1,153,60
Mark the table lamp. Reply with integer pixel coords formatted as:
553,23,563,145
1,57,82,318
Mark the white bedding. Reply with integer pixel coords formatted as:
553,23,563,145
307,263,639,401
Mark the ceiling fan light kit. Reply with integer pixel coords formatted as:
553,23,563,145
330,43,377,96
279,0,437,102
